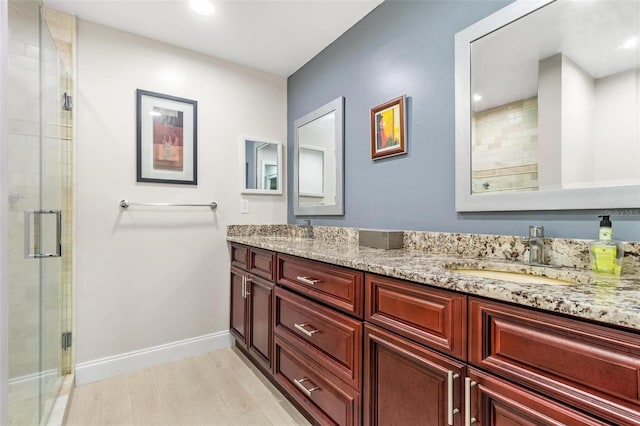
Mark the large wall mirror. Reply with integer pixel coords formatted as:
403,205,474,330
455,0,640,211
293,96,344,215
241,137,283,194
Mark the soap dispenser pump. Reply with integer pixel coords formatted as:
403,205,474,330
590,215,623,275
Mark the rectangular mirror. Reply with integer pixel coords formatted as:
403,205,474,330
293,96,344,216
241,137,283,194
455,0,640,211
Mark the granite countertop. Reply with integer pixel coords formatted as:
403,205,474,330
227,234,640,332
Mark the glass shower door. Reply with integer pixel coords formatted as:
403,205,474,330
39,5,67,422
7,2,69,424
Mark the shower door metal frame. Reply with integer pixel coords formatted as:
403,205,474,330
1,0,10,423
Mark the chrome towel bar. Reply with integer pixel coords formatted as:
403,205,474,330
119,200,217,210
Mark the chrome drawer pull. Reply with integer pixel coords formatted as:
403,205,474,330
465,377,477,426
447,371,460,425
293,378,319,397
296,276,320,286
294,323,320,337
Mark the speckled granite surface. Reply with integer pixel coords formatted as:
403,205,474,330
227,225,640,331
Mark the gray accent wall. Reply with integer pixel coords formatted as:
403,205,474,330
287,0,640,241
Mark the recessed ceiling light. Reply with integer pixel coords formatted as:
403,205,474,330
619,37,637,49
190,0,215,16
473,94,482,102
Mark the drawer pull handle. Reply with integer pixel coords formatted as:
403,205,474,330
294,323,320,337
241,276,252,298
465,377,477,426
447,371,460,426
293,378,319,397
296,276,320,286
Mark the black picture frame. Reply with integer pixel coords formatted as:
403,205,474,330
136,89,198,185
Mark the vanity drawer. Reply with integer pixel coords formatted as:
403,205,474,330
469,297,640,425
248,247,275,281
365,274,467,360
274,336,361,426
274,287,362,390
277,254,364,318
230,243,248,269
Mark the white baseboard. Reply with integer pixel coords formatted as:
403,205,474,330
74,330,233,386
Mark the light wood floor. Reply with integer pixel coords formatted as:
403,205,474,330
65,347,310,426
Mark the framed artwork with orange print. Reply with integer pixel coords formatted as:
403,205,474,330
370,95,406,160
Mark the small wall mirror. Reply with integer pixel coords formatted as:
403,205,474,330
241,137,283,194
455,0,640,211
293,96,344,216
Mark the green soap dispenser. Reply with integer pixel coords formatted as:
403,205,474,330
590,215,624,275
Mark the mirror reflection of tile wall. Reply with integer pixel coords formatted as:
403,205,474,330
471,97,538,193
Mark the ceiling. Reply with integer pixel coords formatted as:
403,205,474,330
471,0,640,112
43,0,384,77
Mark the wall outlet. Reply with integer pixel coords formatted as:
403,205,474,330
240,198,249,214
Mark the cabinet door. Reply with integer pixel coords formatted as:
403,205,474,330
247,274,274,370
364,324,465,426
229,266,247,344
469,297,640,425
467,368,609,426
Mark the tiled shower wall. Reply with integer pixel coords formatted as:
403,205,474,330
471,97,539,193
7,1,74,382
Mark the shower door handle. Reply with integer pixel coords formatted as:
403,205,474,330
25,210,62,258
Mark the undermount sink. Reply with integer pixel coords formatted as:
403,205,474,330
454,269,577,285
449,267,579,286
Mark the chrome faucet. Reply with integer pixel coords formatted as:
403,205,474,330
525,225,545,265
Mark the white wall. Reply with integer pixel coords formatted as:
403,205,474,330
75,20,287,383
537,54,562,190
561,55,595,189
594,69,640,186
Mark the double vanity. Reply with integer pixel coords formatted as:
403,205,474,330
242,0,640,423
228,225,640,426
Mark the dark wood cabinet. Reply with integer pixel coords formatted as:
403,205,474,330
277,254,364,318
274,335,361,426
274,286,363,390
230,244,249,269
363,323,466,426
230,266,247,341
246,274,274,369
248,246,276,281
229,244,274,371
231,242,640,426
366,273,467,360
467,367,609,426
469,297,640,425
